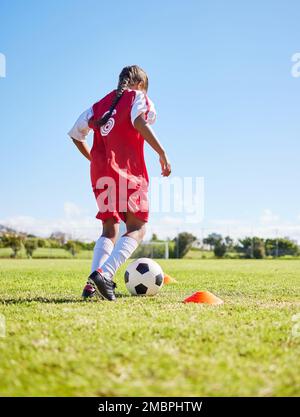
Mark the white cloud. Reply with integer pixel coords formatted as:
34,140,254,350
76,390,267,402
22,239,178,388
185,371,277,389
202,218,300,243
63,202,83,218
160,216,182,225
210,218,243,226
260,209,279,225
146,215,202,240
0,203,100,242
1,205,300,243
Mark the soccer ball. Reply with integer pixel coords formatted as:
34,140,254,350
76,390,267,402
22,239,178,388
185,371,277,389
124,258,164,296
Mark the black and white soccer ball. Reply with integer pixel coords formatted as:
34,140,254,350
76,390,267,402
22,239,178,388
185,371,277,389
124,258,164,296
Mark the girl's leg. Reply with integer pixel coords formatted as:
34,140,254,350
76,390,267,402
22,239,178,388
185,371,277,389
124,212,146,242
99,212,146,280
90,218,119,272
82,218,119,299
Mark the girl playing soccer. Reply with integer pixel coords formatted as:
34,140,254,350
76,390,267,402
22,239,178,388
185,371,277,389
68,65,171,301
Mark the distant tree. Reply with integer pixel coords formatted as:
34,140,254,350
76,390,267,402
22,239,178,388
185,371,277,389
252,237,265,259
73,240,84,250
47,239,63,249
50,231,67,246
37,238,47,248
235,237,252,258
1,234,24,258
67,240,95,251
64,240,80,257
83,241,95,251
174,232,197,258
24,238,38,258
202,233,230,258
224,236,234,251
265,238,299,257
214,241,227,258
151,233,159,242
238,237,265,259
203,233,222,249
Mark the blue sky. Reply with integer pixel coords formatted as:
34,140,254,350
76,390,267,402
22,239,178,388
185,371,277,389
0,0,299,241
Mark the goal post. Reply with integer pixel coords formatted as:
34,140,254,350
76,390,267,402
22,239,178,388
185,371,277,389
133,240,169,259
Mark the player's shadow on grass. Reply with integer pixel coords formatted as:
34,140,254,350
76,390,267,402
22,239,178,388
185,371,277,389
0,297,84,305
0,293,131,304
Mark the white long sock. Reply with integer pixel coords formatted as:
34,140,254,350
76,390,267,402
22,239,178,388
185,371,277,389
91,236,114,273
100,236,138,280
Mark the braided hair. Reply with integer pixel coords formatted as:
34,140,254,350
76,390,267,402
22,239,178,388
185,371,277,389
95,65,148,128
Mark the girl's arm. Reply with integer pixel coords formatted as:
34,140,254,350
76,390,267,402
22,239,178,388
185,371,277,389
68,108,93,161
72,138,91,161
134,115,171,177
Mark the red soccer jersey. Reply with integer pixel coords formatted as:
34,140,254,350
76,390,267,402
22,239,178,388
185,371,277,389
68,89,156,223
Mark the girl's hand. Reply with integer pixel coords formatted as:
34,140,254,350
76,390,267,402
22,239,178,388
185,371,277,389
159,152,171,177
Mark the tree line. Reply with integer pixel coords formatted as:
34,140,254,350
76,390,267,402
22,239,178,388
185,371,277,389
136,232,299,259
0,230,299,259
202,233,299,259
0,232,94,258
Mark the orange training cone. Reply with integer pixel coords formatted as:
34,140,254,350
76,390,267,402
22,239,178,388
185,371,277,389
183,291,224,305
163,274,177,284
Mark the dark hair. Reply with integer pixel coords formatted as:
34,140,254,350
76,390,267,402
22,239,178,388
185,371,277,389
95,65,148,128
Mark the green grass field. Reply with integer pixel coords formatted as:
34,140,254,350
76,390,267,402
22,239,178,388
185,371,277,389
0,247,94,259
0,259,299,396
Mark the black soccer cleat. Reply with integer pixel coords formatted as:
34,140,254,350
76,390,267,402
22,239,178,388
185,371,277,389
87,270,117,301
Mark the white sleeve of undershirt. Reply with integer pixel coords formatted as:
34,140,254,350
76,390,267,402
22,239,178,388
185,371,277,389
68,107,94,142
131,91,156,126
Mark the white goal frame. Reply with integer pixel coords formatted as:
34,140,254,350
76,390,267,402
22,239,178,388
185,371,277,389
138,241,169,259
